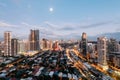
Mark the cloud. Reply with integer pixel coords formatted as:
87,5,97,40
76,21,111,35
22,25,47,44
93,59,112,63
40,29,55,36
40,20,119,39
0,20,117,40
80,21,112,29
44,21,59,29
59,21,113,31
21,22,31,27
60,27,75,30
21,22,42,29
0,21,16,27
21,22,58,38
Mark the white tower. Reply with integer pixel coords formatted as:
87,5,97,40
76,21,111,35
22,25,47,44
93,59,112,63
4,31,12,56
97,37,108,70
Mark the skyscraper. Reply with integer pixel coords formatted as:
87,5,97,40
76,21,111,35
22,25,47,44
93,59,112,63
80,32,87,58
18,40,29,53
4,31,11,56
97,37,108,70
29,29,40,51
11,38,18,56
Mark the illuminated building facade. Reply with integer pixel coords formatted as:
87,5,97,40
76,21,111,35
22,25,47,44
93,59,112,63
41,39,53,50
80,32,88,57
52,41,60,51
97,37,108,70
4,31,12,56
18,40,29,54
29,29,40,51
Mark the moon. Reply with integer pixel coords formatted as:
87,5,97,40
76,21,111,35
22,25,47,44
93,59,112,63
49,7,53,12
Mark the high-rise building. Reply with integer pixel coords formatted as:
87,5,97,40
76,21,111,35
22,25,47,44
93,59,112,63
80,32,87,58
109,52,120,68
11,38,18,56
4,31,12,56
41,39,53,50
107,38,119,53
107,38,120,68
18,40,29,54
97,37,108,70
29,29,40,51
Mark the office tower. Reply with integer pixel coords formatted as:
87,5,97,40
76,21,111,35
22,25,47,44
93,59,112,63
29,29,40,51
97,37,108,70
109,52,120,68
107,38,118,53
115,54,120,68
11,38,18,56
80,32,87,58
107,38,120,68
18,40,29,54
4,31,12,56
40,39,53,50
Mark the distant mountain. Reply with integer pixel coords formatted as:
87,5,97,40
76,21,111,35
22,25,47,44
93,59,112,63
98,32,120,40
87,32,120,41
88,36,97,41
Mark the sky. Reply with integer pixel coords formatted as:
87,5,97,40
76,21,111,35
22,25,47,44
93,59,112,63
0,0,120,40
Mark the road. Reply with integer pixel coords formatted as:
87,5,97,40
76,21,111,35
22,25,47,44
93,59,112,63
0,50,84,80
66,48,114,80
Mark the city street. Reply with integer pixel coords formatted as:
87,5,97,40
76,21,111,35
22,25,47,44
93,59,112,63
0,50,83,80
66,48,114,80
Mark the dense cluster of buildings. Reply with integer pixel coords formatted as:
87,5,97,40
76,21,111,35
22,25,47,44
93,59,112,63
0,29,60,57
0,30,120,71
79,32,120,71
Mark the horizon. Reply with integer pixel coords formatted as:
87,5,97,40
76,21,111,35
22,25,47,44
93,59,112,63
0,0,120,39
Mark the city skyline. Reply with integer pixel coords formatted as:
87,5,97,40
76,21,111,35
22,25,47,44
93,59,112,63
0,0,120,39
0,1,120,79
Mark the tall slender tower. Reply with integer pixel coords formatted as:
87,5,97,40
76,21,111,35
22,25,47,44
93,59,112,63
4,31,11,56
97,37,108,70
11,38,18,56
80,32,87,57
35,29,40,50
29,29,40,51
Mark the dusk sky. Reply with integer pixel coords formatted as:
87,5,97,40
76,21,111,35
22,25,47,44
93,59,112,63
0,0,120,39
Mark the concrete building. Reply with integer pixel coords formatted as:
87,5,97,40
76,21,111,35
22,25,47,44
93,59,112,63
41,38,48,49
4,31,12,56
107,38,119,53
80,32,87,58
107,38,120,66
41,39,53,50
29,29,40,51
109,52,120,68
11,38,18,56
97,37,108,70
0,41,4,56
52,41,60,51
115,55,120,68
18,40,29,54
